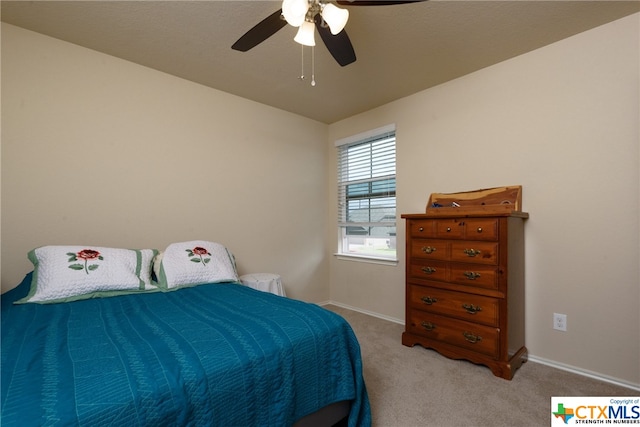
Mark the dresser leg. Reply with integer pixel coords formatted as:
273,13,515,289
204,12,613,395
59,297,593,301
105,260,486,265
489,346,528,380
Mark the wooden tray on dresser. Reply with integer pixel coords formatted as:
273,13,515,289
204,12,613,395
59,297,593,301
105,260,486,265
425,185,527,218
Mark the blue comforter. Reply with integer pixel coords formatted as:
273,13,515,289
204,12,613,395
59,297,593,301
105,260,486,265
1,274,371,426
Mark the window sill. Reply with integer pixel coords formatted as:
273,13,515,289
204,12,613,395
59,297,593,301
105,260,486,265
333,253,399,266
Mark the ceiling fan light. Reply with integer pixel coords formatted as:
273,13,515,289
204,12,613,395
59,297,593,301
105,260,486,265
294,20,316,46
282,0,309,27
321,3,349,35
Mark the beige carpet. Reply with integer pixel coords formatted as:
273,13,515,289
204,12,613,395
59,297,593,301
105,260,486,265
324,305,635,427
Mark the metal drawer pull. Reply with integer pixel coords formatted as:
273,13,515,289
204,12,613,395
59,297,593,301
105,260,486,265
463,248,481,257
477,227,483,233
418,227,424,232
462,303,482,314
446,227,451,232
421,296,438,305
421,321,436,331
421,266,436,274
463,271,481,280
421,246,436,254
463,331,482,344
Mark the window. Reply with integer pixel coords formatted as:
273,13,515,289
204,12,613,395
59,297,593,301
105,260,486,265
336,124,396,260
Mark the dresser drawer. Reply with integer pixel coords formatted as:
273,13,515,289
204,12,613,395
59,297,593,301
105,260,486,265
407,311,499,358
407,285,499,327
450,264,499,290
409,259,448,282
410,239,449,261
462,219,499,241
409,220,437,238
435,219,465,238
450,241,499,265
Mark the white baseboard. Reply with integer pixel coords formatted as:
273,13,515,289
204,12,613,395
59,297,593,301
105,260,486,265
320,300,640,392
527,355,640,392
318,300,404,325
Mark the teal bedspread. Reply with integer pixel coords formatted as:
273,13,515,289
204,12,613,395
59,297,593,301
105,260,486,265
1,274,370,426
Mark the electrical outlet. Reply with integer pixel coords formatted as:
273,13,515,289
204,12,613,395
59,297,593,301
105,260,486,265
553,313,567,332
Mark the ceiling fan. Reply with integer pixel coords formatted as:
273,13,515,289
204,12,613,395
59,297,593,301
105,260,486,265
231,0,427,67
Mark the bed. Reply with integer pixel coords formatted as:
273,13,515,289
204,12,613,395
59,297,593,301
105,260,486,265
1,242,371,426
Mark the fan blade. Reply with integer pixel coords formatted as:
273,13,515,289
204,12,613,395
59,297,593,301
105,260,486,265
232,9,287,52
314,14,356,67
337,0,426,5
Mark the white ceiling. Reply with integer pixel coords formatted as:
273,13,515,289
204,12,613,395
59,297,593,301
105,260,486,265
2,1,639,123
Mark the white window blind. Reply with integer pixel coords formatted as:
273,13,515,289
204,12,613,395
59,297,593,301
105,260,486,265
336,125,396,260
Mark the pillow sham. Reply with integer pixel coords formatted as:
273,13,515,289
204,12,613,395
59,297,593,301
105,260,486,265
155,240,239,290
16,246,158,304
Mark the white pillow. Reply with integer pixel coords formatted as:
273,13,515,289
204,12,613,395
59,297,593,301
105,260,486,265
17,246,158,304
155,240,238,290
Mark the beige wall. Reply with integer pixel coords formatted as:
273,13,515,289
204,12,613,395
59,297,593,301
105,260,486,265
1,23,329,302
328,13,639,387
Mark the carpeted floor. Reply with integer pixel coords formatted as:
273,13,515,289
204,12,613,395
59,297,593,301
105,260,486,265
324,305,636,427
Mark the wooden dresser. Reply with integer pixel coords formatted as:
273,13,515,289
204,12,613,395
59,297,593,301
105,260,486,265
401,187,528,380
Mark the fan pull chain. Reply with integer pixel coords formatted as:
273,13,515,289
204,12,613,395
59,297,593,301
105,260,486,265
298,45,316,87
311,46,316,86
299,44,305,81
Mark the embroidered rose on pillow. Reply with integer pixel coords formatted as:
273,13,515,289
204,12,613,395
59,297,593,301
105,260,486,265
186,246,211,266
67,249,104,274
